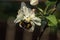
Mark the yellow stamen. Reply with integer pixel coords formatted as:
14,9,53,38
27,24,30,28
19,21,22,25
25,17,31,22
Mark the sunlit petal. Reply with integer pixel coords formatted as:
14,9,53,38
32,17,41,26
14,10,24,23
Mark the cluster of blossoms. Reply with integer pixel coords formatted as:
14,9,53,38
14,0,41,32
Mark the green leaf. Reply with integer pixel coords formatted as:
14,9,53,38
44,1,51,15
46,15,57,26
37,7,43,13
44,3,50,15
47,7,56,14
48,21,54,26
45,1,56,6
44,1,56,15
45,1,50,5
58,19,60,23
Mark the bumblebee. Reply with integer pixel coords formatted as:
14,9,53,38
19,20,32,29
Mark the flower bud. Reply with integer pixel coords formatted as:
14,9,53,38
30,0,39,6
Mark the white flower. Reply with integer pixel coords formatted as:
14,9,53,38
14,2,41,32
30,0,39,6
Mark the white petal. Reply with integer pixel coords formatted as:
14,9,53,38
24,7,32,16
14,18,21,23
33,21,41,26
21,2,26,11
33,17,41,22
14,12,24,23
20,2,28,15
32,17,41,26
19,24,22,27
21,2,32,16
30,12,35,18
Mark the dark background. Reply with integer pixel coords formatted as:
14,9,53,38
0,0,60,40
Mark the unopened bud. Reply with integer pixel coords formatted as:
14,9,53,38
30,0,39,6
